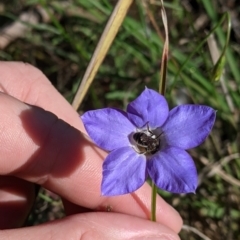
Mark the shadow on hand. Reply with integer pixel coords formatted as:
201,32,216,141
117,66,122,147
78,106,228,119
0,176,35,229
14,105,102,182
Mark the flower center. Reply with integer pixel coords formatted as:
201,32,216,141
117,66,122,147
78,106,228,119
132,128,161,155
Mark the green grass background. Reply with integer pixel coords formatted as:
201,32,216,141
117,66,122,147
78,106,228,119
1,0,240,239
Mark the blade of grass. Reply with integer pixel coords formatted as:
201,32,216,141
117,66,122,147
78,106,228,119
72,0,134,110
158,0,169,95
169,12,230,93
201,0,240,83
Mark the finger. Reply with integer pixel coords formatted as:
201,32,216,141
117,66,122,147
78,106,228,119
0,176,35,229
0,62,182,232
0,60,82,227
62,198,91,215
0,61,83,131
0,61,87,228
0,212,180,240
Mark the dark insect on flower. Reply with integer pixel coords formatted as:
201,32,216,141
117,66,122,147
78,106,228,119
133,129,161,155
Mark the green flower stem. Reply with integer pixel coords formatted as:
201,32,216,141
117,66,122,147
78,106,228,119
154,0,168,223
151,181,157,221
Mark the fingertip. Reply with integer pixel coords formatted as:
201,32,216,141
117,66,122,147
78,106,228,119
0,61,83,131
0,213,181,240
0,61,49,97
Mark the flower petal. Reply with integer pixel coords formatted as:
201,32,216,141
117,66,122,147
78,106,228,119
162,105,216,149
101,147,146,196
127,88,169,129
82,108,135,151
147,147,198,193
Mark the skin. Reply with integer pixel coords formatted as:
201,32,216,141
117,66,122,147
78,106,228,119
0,61,182,240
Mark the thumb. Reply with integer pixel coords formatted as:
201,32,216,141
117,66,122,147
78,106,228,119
1,212,180,240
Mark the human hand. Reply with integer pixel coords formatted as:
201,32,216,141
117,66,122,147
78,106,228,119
0,62,182,239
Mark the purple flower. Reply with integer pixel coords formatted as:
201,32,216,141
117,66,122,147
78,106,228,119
82,88,216,196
